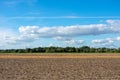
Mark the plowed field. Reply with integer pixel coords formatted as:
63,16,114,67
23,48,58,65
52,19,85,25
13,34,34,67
0,54,120,80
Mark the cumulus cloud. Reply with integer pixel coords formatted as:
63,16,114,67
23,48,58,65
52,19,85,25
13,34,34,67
6,19,120,46
92,37,120,44
18,20,120,38
1,19,120,48
92,36,120,47
0,28,39,48
92,38,113,44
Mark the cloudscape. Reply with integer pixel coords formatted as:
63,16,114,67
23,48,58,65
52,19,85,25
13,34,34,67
0,0,120,49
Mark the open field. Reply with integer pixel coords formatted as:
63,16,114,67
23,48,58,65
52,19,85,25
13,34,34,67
0,53,120,58
0,54,120,80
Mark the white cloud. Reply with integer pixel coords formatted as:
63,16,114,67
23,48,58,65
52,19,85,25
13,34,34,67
92,36,120,47
92,36,120,44
10,16,80,19
53,36,71,41
92,38,113,44
9,16,120,20
4,35,38,45
0,29,16,48
18,20,120,38
65,39,84,45
3,0,37,6
1,19,120,49
48,43,54,47
0,28,39,49
53,36,84,45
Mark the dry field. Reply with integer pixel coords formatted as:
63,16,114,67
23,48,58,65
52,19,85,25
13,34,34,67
0,54,120,80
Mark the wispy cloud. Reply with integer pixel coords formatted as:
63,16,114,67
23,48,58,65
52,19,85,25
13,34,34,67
8,16,120,19
65,39,84,45
9,16,79,19
3,0,38,6
53,36,84,45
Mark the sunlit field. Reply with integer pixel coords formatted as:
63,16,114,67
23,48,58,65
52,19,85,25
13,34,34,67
0,53,120,58
0,53,120,80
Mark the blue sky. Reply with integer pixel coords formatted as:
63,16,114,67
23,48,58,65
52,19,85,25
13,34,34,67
0,0,120,49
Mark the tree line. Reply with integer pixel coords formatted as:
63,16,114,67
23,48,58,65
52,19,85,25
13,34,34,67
1,46,120,53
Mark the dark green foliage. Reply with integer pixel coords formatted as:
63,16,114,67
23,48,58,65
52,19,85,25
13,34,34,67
0,46,120,53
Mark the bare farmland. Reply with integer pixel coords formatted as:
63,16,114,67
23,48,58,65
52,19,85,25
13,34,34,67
0,54,120,80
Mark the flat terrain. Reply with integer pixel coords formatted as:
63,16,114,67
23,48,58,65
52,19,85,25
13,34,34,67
0,53,120,58
0,54,120,80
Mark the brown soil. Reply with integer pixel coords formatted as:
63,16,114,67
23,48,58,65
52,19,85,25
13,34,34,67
0,54,120,58
0,54,120,80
